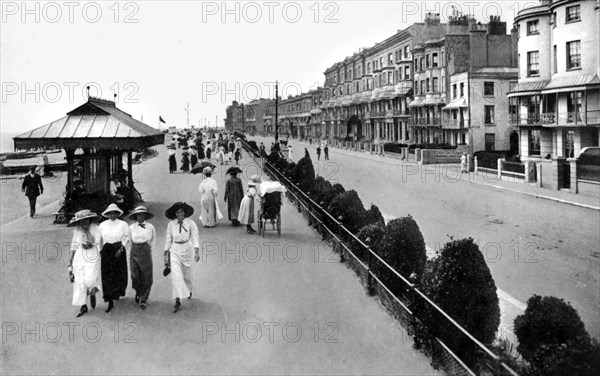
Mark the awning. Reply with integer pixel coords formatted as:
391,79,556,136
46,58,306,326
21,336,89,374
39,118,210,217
395,84,413,96
310,109,322,115
507,80,549,97
541,74,600,94
443,97,468,110
422,94,445,106
408,97,423,107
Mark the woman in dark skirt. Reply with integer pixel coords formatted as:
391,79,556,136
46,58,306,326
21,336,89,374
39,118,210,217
168,146,177,173
197,143,205,160
190,148,198,169
127,206,155,309
180,148,190,172
98,203,131,313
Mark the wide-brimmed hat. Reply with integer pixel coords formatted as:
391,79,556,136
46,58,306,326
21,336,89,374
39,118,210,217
248,175,262,186
226,166,242,175
203,166,212,174
165,202,194,219
128,206,154,220
102,203,124,217
67,209,101,227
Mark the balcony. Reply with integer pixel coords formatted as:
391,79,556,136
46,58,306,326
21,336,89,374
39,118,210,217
408,117,441,127
510,111,600,126
443,119,465,129
393,109,410,117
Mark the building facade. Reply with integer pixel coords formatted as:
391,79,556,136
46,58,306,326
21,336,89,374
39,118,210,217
509,0,600,192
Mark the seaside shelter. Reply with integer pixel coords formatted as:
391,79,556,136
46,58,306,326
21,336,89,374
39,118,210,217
13,97,164,223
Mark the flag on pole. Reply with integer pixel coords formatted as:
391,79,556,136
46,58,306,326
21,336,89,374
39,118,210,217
159,116,166,123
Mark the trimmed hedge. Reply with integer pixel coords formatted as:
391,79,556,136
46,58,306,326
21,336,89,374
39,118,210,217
327,190,367,237
350,223,385,261
514,295,599,375
417,238,500,367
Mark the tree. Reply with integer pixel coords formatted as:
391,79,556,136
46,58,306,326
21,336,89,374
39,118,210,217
351,223,386,261
327,190,367,237
365,204,385,227
294,148,316,193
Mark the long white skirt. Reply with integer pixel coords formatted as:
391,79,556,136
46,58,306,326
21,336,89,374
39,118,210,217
72,246,101,306
170,242,194,299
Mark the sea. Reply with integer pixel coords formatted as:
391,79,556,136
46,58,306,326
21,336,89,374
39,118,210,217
0,132,19,154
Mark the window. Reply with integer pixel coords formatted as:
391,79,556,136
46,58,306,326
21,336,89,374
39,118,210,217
485,133,495,151
453,84,457,99
389,53,394,66
441,51,444,67
527,20,539,35
420,57,424,71
414,58,418,71
426,54,430,68
551,12,557,27
484,105,495,124
380,57,384,68
564,130,575,158
420,80,425,94
367,62,371,74
426,78,430,92
566,5,580,22
432,77,438,92
387,71,393,85
567,91,583,122
432,53,439,67
484,81,495,96
528,129,541,155
553,45,557,73
404,46,409,59
566,40,581,69
404,66,410,80
460,83,464,97
527,51,540,76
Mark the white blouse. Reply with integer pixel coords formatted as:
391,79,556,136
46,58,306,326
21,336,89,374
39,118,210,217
70,224,101,264
165,218,200,249
99,218,131,251
129,222,156,249
199,178,219,195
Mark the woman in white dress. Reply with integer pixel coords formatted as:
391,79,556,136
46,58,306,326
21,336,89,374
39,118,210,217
238,175,262,234
98,203,131,313
128,206,156,310
67,210,102,317
164,202,200,313
198,167,223,228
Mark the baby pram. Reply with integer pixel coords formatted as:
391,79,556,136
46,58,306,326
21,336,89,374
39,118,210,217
258,181,287,237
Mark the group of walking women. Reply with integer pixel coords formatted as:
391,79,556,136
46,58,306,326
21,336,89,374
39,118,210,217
68,167,263,316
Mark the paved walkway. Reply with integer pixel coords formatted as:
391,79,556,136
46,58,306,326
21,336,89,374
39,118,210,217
0,144,437,375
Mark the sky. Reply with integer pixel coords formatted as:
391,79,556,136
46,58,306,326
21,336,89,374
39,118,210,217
1,0,537,134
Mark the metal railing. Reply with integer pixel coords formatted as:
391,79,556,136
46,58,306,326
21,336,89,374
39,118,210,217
241,139,520,376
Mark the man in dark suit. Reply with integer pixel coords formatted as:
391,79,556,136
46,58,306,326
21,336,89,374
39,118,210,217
22,167,44,217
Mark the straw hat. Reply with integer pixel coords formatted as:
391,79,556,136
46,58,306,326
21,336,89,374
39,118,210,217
248,175,262,186
203,166,212,174
67,209,101,227
102,203,124,217
128,206,154,220
165,202,194,220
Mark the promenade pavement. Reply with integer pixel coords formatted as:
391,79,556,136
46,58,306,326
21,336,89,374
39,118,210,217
0,144,437,375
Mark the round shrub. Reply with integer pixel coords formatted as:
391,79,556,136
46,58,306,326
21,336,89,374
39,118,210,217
351,223,386,261
327,190,367,237
515,295,594,375
365,204,385,227
418,238,500,366
377,216,427,282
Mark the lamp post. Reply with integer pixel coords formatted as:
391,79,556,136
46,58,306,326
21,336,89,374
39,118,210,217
275,80,279,143
185,103,189,128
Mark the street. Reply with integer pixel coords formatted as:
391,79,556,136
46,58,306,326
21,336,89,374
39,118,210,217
252,136,600,340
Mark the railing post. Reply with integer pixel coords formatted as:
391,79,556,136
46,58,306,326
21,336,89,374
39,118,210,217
365,237,375,296
497,158,504,180
337,216,345,263
474,156,478,174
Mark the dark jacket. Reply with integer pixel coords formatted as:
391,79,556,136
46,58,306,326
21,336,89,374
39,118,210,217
22,173,44,197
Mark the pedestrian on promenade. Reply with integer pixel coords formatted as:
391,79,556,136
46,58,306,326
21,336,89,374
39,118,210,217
218,145,226,165
168,146,177,173
40,153,52,177
206,141,212,159
164,202,200,313
316,146,321,161
238,175,261,234
180,147,190,172
288,145,293,162
190,147,198,169
224,168,244,226
99,203,131,313
67,209,101,318
21,166,44,217
460,153,467,173
234,149,242,165
198,167,223,228
128,206,156,310
324,145,329,160
197,143,205,160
